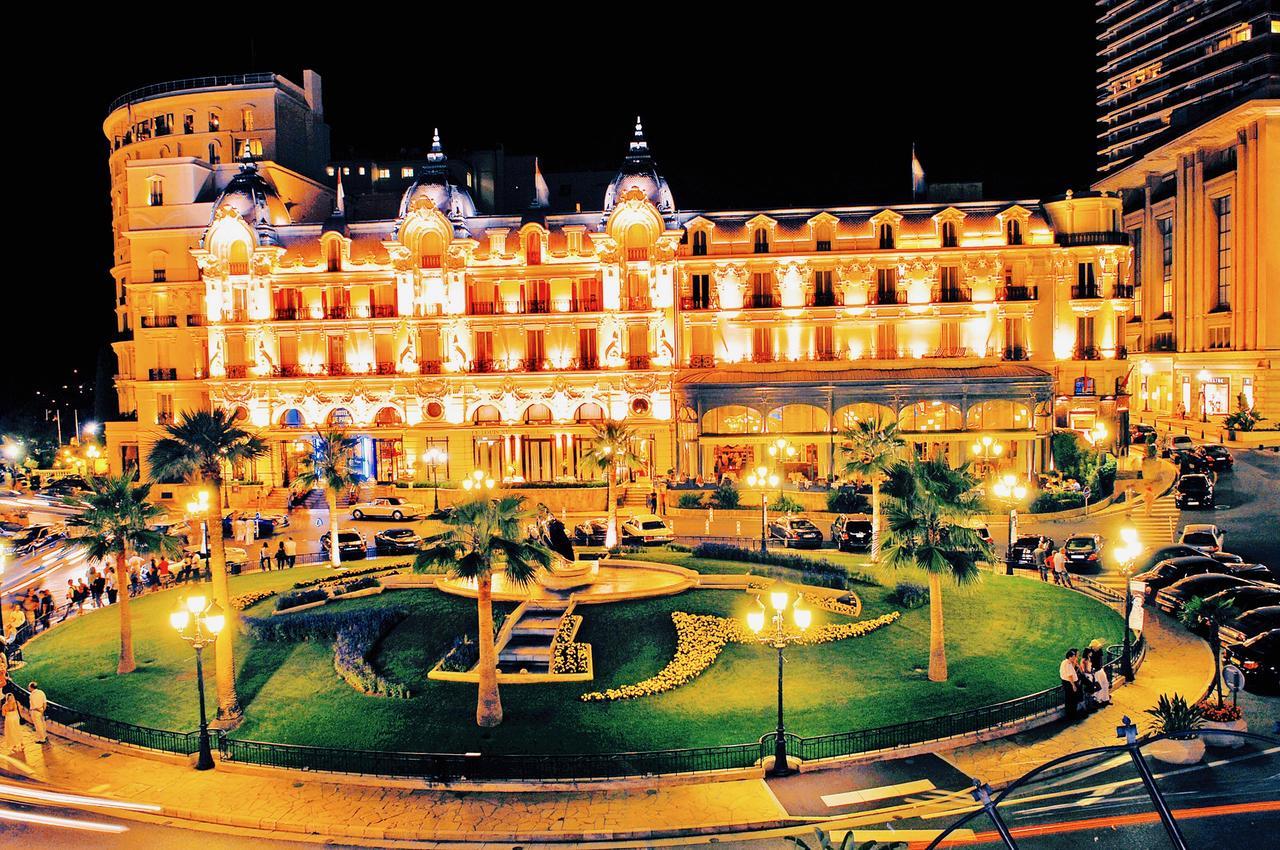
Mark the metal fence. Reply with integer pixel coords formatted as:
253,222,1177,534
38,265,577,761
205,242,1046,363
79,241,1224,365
9,684,202,755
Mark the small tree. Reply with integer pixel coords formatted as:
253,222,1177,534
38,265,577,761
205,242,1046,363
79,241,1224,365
583,420,642,548
838,418,905,561
1178,595,1238,706
67,472,182,674
290,429,367,567
413,495,551,726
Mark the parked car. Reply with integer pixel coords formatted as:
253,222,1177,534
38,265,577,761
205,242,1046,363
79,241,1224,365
1173,474,1215,509
1132,544,1242,574
1224,629,1280,692
1130,423,1156,443
1062,534,1104,571
1219,606,1280,648
1132,556,1269,600
40,476,89,496
1180,523,1226,553
374,527,423,555
1162,434,1196,458
620,514,674,545
1205,585,1280,619
768,516,824,549
831,516,874,552
320,529,369,561
573,518,609,546
186,543,246,565
1006,535,1055,569
10,524,64,557
350,497,423,521
1155,573,1258,616
1200,445,1234,472
221,510,289,538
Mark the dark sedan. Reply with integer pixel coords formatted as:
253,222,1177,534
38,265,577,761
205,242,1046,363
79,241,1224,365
831,517,873,552
1220,606,1280,648
1155,573,1258,616
1132,544,1242,574
1200,445,1234,472
1224,629,1280,692
1173,474,1215,509
1062,535,1104,572
374,527,423,555
222,511,289,538
1006,535,1055,569
10,525,64,556
1132,556,1270,601
573,518,609,546
768,517,823,549
320,529,369,561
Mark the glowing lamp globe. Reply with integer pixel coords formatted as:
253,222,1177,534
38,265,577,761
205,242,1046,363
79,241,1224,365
747,610,765,634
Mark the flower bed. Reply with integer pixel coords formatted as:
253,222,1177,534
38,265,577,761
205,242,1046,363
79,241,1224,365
292,563,408,589
331,576,380,596
580,609,899,701
551,615,590,675
232,590,277,611
802,592,862,618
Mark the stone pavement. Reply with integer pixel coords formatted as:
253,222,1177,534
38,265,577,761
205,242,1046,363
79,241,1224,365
940,607,1215,788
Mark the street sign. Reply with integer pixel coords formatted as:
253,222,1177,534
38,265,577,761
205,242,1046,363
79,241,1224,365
1128,605,1144,631
1222,664,1246,694
1083,487,1092,499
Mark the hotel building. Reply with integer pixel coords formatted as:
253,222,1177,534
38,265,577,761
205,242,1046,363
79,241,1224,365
103,72,1134,493
1095,0,1280,419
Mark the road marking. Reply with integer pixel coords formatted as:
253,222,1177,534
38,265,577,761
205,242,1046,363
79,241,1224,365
822,778,936,807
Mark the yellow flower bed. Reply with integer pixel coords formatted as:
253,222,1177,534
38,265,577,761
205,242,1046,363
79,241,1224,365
801,592,862,618
580,609,900,702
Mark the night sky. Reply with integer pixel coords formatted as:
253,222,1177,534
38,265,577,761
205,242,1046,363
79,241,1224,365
3,8,1098,436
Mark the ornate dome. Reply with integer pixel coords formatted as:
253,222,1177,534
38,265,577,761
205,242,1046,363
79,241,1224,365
210,150,292,242
603,117,675,213
398,130,477,221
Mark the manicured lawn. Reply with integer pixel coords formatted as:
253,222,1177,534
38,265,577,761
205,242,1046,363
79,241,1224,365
21,558,1121,755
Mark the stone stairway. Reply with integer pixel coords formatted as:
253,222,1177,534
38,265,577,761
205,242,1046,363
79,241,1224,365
291,488,355,511
497,602,569,674
619,484,651,509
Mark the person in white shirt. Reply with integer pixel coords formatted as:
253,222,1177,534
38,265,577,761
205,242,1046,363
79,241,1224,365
27,681,47,744
1060,648,1081,719
283,537,297,568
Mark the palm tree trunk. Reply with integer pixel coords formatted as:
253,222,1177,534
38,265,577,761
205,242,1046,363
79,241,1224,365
605,464,618,549
114,550,136,674
206,478,242,721
870,479,882,562
927,572,948,682
475,573,503,727
326,489,340,568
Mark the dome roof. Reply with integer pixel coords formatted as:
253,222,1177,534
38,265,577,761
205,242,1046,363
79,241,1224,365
603,117,675,213
210,152,291,241
398,130,477,221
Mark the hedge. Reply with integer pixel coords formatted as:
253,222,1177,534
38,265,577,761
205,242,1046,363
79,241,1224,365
334,610,411,698
690,543,880,589
275,587,329,611
827,488,871,514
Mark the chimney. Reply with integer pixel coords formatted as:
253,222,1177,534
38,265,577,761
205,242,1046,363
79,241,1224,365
302,70,324,119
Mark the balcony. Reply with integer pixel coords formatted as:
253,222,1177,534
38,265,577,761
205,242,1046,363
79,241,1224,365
810,291,838,307
1150,334,1177,352
328,363,351,376
867,348,901,361
1001,345,1030,361
1112,284,1136,299
1073,345,1102,361
225,364,248,378
1054,231,1130,248
467,359,500,374
573,357,600,371
273,308,299,321
186,314,206,326
680,297,713,311
525,300,550,315
688,354,715,368
750,351,776,364
325,306,350,320
420,254,442,269
148,367,177,381
467,301,497,316
932,286,972,304
140,314,178,328
626,248,650,262
1071,285,1103,300
627,354,651,370
996,285,1038,302
813,349,840,362
517,358,548,373
274,364,304,377
621,295,653,311
228,261,250,276
554,297,601,313
418,360,442,375
815,240,832,252
376,361,396,375
871,289,907,306
925,347,971,358
748,294,777,309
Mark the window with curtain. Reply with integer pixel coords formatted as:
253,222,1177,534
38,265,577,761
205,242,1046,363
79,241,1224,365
1213,195,1232,310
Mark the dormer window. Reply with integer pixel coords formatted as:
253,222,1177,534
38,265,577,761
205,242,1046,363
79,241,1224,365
814,223,833,252
878,223,895,250
1006,218,1023,245
692,230,708,256
940,220,958,248
753,228,769,254
526,233,542,265
326,240,341,272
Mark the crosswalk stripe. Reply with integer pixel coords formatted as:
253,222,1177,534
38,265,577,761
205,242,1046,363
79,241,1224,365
821,779,935,807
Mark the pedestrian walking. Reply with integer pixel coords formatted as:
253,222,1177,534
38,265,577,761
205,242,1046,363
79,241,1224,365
275,541,287,571
1035,541,1049,582
37,591,53,631
259,542,272,572
1060,648,1081,720
1,692,22,754
90,571,106,608
105,575,118,605
27,681,47,744
647,490,658,514
284,536,297,568
1051,547,1070,587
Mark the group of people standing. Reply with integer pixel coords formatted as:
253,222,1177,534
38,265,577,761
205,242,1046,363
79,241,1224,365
0,625,48,755
1033,541,1076,589
1059,641,1113,720
257,538,298,571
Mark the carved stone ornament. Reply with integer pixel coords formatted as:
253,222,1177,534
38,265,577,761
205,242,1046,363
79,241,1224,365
623,374,659,395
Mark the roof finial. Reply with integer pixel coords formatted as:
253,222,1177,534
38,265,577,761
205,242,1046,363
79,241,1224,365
630,115,649,154
240,139,257,168
427,128,445,163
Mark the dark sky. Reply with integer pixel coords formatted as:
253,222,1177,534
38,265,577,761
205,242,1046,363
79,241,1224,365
3,8,1098,432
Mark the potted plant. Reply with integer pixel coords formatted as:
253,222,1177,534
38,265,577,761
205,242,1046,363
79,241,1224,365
1195,699,1246,748
1177,595,1246,747
1144,693,1206,764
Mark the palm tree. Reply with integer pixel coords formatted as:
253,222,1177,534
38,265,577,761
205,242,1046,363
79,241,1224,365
66,472,182,674
147,408,267,720
413,495,551,726
583,420,643,548
837,417,905,561
1179,595,1237,706
881,456,992,682
290,429,366,568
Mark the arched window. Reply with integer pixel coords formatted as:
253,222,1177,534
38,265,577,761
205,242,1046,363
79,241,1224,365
941,220,957,248
523,403,552,424
766,404,829,433
878,223,895,250
417,231,443,269
835,403,896,431
692,230,708,256
526,233,541,265
279,409,304,428
229,241,249,276
327,408,353,427
374,407,402,427
898,401,963,432
753,228,769,253
472,404,501,424
574,402,605,423
1006,218,1023,245
326,239,341,272
703,405,763,434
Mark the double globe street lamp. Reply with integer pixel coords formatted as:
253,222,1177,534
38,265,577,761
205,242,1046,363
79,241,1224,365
1111,527,1143,683
170,594,225,771
990,474,1028,576
745,465,780,553
747,588,812,777
461,469,495,493
422,446,447,515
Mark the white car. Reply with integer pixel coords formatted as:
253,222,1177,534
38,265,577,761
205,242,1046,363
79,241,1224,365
620,513,674,545
1180,523,1226,554
350,497,423,521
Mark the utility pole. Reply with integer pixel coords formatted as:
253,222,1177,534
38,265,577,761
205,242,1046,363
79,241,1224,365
46,409,63,446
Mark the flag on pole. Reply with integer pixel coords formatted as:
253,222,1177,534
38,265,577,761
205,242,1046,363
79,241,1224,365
911,144,927,200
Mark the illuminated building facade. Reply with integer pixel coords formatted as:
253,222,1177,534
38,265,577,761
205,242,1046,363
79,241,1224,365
103,72,1134,491
1096,1,1280,419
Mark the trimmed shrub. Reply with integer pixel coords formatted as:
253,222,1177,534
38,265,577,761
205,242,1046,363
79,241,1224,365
827,488,870,514
1030,491,1086,513
292,562,409,589
690,542,880,589
334,610,411,698
667,542,692,553
889,581,928,609
275,587,328,611
772,494,804,514
677,492,706,509
243,605,406,643
710,480,740,509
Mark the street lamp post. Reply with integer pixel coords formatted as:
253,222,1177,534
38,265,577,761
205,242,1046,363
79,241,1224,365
461,468,495,494
422,447,447,515
1113,527,1142,683
971,435,1004,477
767,438,797,496
745,465,780,553
170,595,226,770
747,588,812,777
990,474,1028,575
